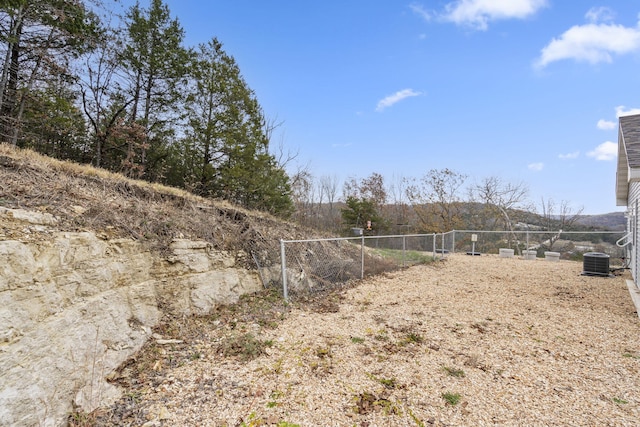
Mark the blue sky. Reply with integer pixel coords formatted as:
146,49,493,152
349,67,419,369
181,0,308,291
114,1,640,214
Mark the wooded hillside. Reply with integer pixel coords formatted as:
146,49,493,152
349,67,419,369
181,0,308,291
0,0,292,216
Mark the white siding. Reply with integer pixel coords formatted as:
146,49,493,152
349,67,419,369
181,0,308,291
628,181,640,283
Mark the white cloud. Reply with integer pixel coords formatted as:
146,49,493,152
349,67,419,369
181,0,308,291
587,141,617,161
528,162,544,171
597,119,616,130
375,89,422,112
593,106,640,131
585,7,615,24
409,3,432,22
616,105,640,117
535,20,640,68
441,0,547,31
558,151,580,159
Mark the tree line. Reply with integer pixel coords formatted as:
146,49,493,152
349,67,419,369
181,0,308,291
290,168,585,239
0,0,293,215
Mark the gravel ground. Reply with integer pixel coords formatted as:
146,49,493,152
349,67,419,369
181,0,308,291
94,254,640,427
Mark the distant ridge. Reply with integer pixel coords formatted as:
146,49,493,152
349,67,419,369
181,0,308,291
574,212,626,231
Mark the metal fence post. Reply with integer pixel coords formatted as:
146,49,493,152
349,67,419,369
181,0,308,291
402,235,406,268
361,234,365,279
452,230,456,254
432,233,436,259
280,239,288,301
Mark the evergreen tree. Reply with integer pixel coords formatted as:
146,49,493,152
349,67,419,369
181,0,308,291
0,0,99,146
341,196,386,234
119,0,189,179
21,75,88,160
180,38,293,216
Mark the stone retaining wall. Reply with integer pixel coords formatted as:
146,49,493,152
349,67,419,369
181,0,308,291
0,208,261,426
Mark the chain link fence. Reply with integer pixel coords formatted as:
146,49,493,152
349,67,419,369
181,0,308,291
277,234,441,299
444,230,625,260
273,230,627,300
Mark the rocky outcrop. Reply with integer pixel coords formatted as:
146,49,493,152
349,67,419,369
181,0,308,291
0,208,262,426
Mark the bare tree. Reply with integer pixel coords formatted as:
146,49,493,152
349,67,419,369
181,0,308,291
387,173,411,233
342,176,359,201
79,26,134,168
267,117,297,169
540,197,584,250
290,168,315,223
342,173,387,206
319,174,339,230
405,168,467,233
360,172,387,206
470,176,530,249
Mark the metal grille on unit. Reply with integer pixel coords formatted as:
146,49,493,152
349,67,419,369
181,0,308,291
581,252,611,277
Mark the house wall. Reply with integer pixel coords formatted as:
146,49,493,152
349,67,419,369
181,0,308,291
627,181,640,284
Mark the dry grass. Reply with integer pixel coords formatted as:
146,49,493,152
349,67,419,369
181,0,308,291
0,144,306,266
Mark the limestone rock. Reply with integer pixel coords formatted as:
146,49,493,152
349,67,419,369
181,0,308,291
0,220,262,426
0,207,58,226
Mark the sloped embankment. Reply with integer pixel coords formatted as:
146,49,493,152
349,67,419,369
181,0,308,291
0,145,321,426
